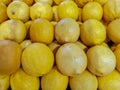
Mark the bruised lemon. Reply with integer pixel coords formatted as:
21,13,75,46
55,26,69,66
10,68,40,90
22,43,54,77
41,66,68,90
56,43,87,76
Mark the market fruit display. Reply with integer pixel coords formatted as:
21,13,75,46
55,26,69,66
1,0,120,89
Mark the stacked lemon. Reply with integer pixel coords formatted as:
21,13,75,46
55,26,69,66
0,0,120,90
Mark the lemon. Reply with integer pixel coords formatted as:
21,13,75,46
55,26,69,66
55,18,80,44
94,0,108,5
114,44,120,72
58,0,79,20
22,43,54,77
87,45,116,76
103,0,120,22
74,0,93,7
35,0,53,5
52,5,59,21
7,1,29,22
13,0,34,6
0,2,8,23
0,19,27,43
82,2,103,21
41,66,68,90
98,70,120,90
0,0,12,5
80,19,106,46
69,70,98,90
56,43,87,76
107,18,120,44
0,74,9,90
30,2,53,21
30,18,54,44
20,40,32,50
10,68,40,90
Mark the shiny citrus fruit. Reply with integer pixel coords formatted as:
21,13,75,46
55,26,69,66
30,18,54,44
0,0,12,5
87,45,116,76
7,1,29,22
74,0,93,7
107,18,120,44
56,43,87,76
103,0,120,22
58,0,79,20
41,66,68,90
0,19,27,43
0,74,9,90
98,70,120,90
22,43,54,77
0,2,8,23
20,40,32,50
55,18,80,44
69,70,98,90
80,19,106,46
82,2,103,21
94,0,108,5
30,2,53,21
10,68,40,90
35,0,53,5
0,40,21,75
13,0,34,6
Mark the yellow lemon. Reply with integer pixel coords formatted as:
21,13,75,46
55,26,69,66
87,45,116,76
21,43,54,77
107,18,120,44
98,70,120,90
13,0,34,6
30,18,54,44
56,43,87,76
0,2,8,23
58,0,79,20
103,0,120,22
114,44,120,72
74,0,93,7
30,2,53,21
7,1,29,22
20,39,32,50
0,40,21,75
35,0,53,5
41,66,68,90
10,68,40,90
52,5,59,21
0,19,27,43
80,19,106,46
94,0,108,5
0,74,9,90
55,18,80,44
69,70,98,90
82,2,103,21
0,0,12,5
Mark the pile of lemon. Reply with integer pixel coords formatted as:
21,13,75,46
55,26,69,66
1,0,120,90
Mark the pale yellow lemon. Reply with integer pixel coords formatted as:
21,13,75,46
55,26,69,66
13,0,34,6
35,0,53,5
0,74,9,90
69,70,98,90
87,45,116,76
103,0,120,22
94,0,108,5
0,2,8,23
0,40,21,75
0,19,27,43
80,19,106,46
30,2,53,21
107,18,120,44
55,18,80,44
58,0,79,20
98,70,120,90
41,66,68,90
7,1,29,22
56,43,87,76
52,5,59,21
82,2,103,21
22,43,54,77
10,68,40,90
20,40,32,50
30,18,54,44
